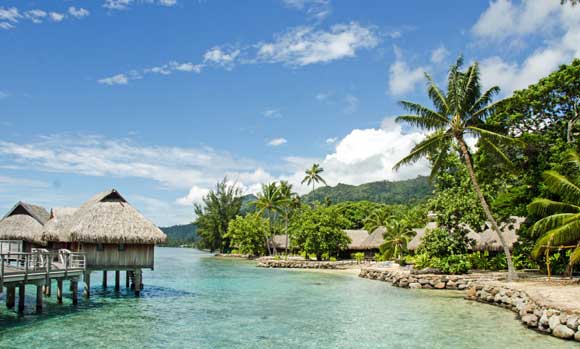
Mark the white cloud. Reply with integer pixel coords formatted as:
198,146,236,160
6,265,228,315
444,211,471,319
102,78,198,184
159,0,178,6
256,22,379,66
103,0,133,10
430,45,448,64
25,9,47,24
170,62,203,73
175,185,209,206
203,47,240,68
282,0,331,21
0,176,49,190
263,109,282,119
267,138,287,147
476,1,580,95
98,74,129,85
325,137,337,144
68,7,90,19
388,46,426,95
49,12,65,22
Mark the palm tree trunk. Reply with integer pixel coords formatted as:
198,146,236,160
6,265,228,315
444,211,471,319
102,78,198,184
457,138,518,281
284,213,289,258
270,210,278,255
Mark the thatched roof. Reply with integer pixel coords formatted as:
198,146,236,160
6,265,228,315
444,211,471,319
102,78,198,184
407,217,525,252
64,189,166,244
270,235,290,249
0,202,50,245
344,229,370,250
43,207,78,242
360,226,386,249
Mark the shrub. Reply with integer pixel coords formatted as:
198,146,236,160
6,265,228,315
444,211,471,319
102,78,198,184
418,228,472,259
352,252,365,263
435,255,471,274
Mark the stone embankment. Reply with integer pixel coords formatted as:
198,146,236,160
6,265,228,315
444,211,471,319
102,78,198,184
257,259,366,269
358,266,502,290
466,282,580,341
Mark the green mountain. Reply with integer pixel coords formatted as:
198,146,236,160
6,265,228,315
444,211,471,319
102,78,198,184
160,223,198,246
302,176,432,205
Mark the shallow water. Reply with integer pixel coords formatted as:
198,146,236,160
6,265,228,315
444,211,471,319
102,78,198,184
0,248,573,348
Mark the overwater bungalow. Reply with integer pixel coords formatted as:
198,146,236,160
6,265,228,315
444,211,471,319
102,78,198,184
0,201,50,252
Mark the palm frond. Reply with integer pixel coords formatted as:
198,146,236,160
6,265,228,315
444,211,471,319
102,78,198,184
470,86,500,118
565,150,580,171
461,62,481,116
393,132,450,172
541,220,580,246
528,198,580,216
396,115,448,130
466,126,523,144
569,246,580,266
543,170,580,203
397,101,448,126
480,138,514,167
528,213,580,236
425,73,449,113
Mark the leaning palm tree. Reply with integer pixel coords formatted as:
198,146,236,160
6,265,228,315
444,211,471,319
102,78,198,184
529,150,580,276
278,180,297,257
253,182,285,255
393,57,520,280
301,163,327,194
379,218,415,261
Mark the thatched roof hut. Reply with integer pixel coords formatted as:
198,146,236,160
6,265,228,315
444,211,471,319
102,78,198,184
407,217,525,252
0,202,50,245
360,226,386,250
64,189,166,244
43,207,78,242
344,229,370,250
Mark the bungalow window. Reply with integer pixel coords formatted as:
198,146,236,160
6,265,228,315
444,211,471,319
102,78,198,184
96,243,104,251
118,243,125,251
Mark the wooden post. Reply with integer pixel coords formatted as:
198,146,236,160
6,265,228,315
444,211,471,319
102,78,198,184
71,280,78,305
115,271,120,291
83,271,91,298
18,284,25,313
126,271,130,288
44,281,51,297
6,286,15,308
134,269,142,297
56,280,63,304
36,284,43,313
102,270,107,288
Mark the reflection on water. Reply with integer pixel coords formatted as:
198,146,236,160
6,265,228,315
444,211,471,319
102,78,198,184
0,248,572,348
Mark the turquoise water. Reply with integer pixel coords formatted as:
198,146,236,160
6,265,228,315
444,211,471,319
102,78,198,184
0,248,572,348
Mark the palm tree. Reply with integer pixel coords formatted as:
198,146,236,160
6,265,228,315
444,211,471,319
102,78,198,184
529,150,580,276
301,163,327,194
253,182,285,255
363,208,392,233
393,57,520,280
278,180,297,257
379,218,416,261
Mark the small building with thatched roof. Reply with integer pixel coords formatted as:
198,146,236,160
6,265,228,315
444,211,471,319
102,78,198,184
360,226,387,251
407,217,525,252
0,201,50,251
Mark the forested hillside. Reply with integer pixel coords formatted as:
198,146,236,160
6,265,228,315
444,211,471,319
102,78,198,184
160,223,198,246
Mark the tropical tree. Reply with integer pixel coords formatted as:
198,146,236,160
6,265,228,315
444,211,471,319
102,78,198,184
529,150,580,275
278,181,299,256
194,178,243,252
225,213,270,256
379,219,416,261
301,163,327,194
253,182,286,255
393,57,520,280
363,208,393,234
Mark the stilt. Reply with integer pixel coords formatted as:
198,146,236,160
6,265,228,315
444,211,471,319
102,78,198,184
56,280,63,304
71,280,78,305
45,281,51,297
125,270,130,288
18,284,25,313
102,270,107,288
115,271,120,291
83,272,91,298
36,284,43,313
134,269,142,297
6,286,15,309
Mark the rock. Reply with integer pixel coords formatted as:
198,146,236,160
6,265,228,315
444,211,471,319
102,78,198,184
521,314,538,328
549,315,561,330
540,314,550,326
519,304,535,316
409,282,422,289
457,283,468,290
466,287,476,299
434,282,446,289
575,331,580,342
398,280,409,288
560,314,569,325
418,278,429,285
567,315,579,329
553,324,575,339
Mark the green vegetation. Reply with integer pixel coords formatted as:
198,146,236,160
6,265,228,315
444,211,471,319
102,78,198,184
301,163,327,193
377,218,415,261
302,176,432,205
225,213,269,256
160,223,198,247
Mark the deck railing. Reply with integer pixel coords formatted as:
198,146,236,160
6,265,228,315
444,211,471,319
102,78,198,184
0,250,86,285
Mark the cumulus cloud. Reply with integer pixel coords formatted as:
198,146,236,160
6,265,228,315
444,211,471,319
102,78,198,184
475,1,580,95
325,137,337,144
256,22,379,66
175,185,210,206
103,0,134,10
267,138,288,147
0,5,89,30
98,74,129,85
68,7,90,19
388,46,426,95
49,12,65,22
430,45,449,64
203,47,240,68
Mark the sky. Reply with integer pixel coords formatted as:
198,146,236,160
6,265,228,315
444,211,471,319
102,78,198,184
1,0,579,226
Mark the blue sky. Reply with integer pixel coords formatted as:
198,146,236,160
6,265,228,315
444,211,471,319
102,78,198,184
1,0,579,226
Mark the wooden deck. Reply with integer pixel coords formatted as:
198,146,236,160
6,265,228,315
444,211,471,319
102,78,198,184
1,251,85,287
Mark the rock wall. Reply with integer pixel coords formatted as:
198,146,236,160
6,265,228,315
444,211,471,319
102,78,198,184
358,267,501,290
466,283,580,342
257,259,364,269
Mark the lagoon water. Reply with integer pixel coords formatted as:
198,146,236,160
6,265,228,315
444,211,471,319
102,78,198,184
0,248,571,348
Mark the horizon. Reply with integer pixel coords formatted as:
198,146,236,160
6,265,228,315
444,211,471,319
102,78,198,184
1,0,579,226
